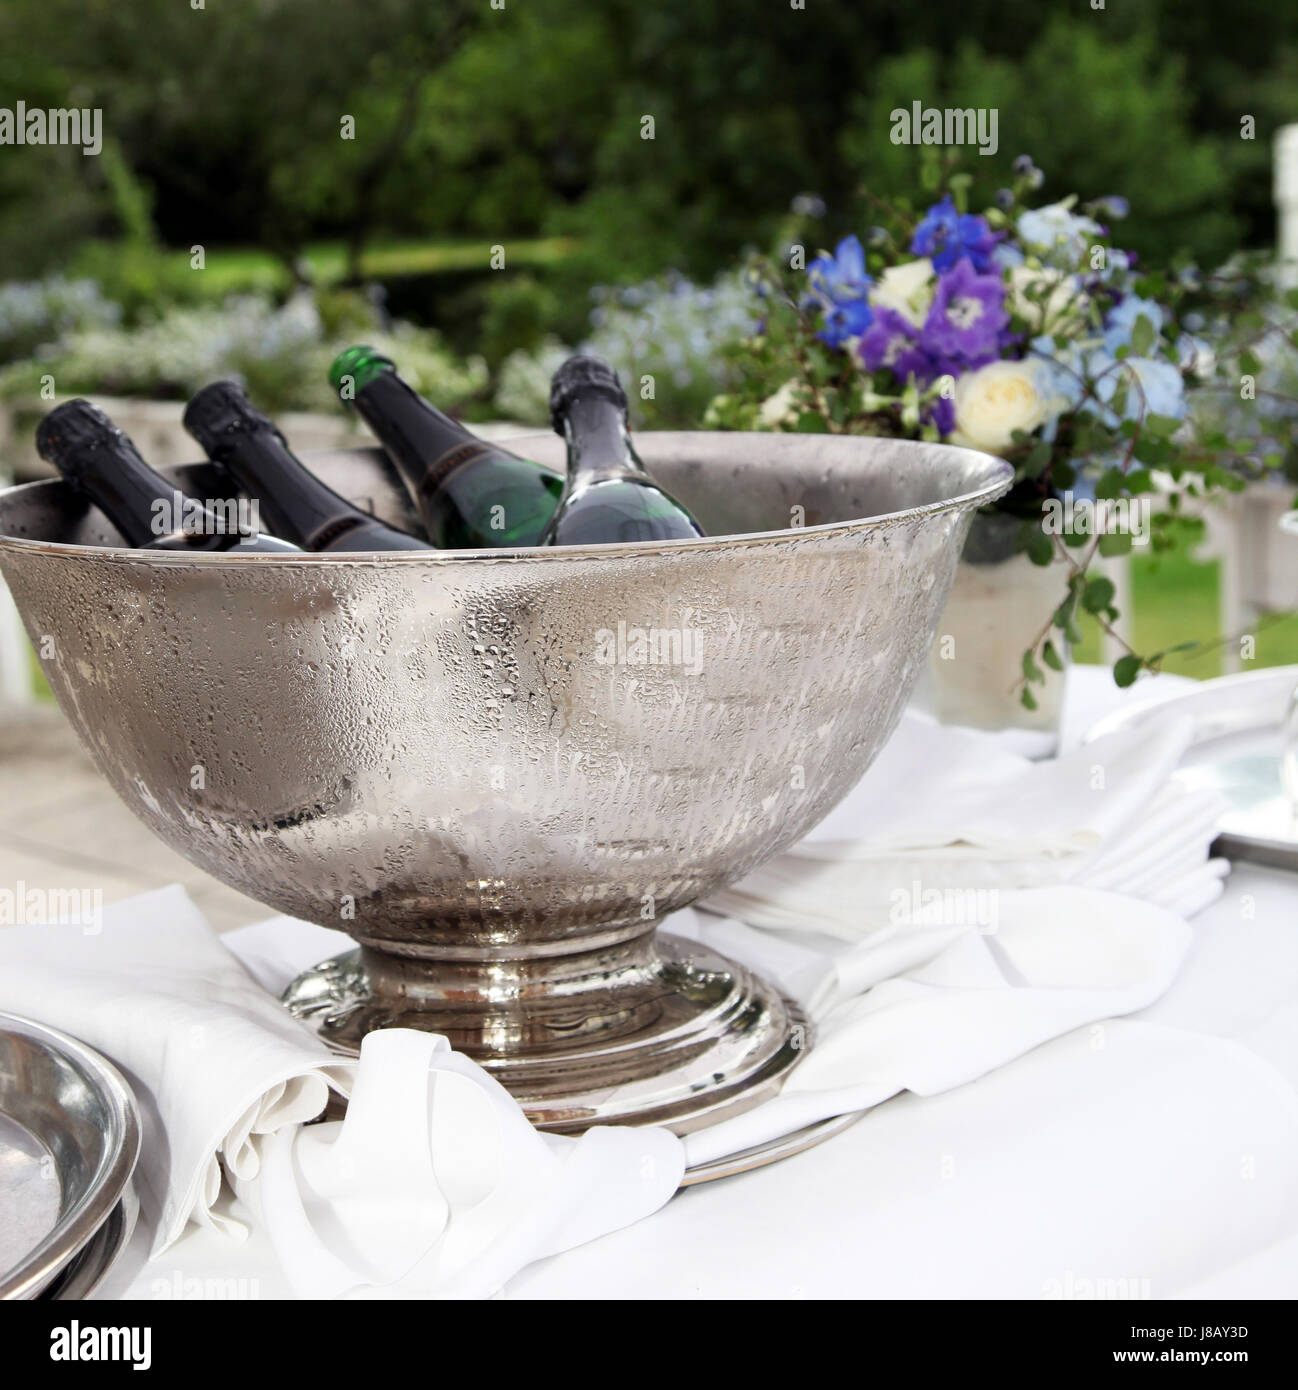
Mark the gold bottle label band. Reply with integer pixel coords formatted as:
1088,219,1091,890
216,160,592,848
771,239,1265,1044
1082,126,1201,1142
416,441,494,498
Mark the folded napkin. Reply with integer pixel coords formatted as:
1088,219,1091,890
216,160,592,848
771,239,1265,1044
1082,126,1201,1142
0,886,350,1254
233,1029,682,1299
0,886,683,1288
709,710,1229,938
673,886,1195,1165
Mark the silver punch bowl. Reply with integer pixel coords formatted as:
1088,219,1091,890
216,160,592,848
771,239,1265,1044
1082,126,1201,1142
0,432,1011,1133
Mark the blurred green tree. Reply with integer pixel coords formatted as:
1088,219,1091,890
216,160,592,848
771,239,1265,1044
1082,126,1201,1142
838,22,1239,266
0,0,482,283
0,0,1293,301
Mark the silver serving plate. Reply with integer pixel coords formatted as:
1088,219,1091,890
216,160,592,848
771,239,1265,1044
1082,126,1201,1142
1086,664,1298,871
0,1013,140,1299
40,1187,139,1301
0,432,1009,1135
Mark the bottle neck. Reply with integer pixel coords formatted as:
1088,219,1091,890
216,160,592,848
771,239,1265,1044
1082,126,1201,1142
68,442,198,548
208,422,361,549
352,370,478,489
561,394,643,485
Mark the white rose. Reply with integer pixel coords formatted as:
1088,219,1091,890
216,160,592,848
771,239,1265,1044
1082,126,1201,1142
871,257,936,328
1008,265,1087,334
757,378,805,427
951,359,1051,454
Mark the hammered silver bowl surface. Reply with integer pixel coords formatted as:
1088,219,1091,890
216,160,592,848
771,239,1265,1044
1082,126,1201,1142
0,431,1010,1133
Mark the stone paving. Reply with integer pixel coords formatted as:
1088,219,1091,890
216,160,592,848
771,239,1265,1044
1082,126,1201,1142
0,703,265,934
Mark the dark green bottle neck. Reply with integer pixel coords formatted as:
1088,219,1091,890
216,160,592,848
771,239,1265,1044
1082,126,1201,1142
352,371,478,488
560,395,645,485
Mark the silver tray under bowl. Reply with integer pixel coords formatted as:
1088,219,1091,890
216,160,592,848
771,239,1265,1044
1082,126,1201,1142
0,431,1009,1135
0,1013,140,1300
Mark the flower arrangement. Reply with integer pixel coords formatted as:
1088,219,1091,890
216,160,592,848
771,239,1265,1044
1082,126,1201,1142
706,161,1298,703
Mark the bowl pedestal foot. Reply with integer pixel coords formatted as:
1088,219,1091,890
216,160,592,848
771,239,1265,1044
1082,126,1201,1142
281,930,809,1135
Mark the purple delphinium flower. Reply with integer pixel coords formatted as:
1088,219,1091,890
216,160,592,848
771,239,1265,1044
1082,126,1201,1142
910,195,1000,273
921,259,1009,367
803,234,873,348
926,392,956,436
858,306,930,380
858,307,958,437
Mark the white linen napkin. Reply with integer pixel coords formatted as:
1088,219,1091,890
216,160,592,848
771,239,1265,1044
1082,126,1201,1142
0,885,683,1283
232,1029,683,1299
0,885,350,1254
672,886,1195,1165
708,710,1228,939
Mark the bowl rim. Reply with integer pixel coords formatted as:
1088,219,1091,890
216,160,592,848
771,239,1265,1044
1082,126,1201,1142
0,432,1012,566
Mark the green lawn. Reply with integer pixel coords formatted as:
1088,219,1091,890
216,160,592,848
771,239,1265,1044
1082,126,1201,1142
75,235,582,301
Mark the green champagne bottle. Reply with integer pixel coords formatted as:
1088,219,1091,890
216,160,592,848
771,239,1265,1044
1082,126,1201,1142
329,345,563,548
36,399,301,553
183,381,432,552
543,356,705,545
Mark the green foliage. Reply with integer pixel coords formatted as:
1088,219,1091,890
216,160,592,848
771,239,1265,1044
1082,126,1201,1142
0,1,1284,294
0,291,485,414
838,22,1238,268
478,275,560,371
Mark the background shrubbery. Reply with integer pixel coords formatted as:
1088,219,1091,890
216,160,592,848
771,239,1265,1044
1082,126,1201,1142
1,2,1293,332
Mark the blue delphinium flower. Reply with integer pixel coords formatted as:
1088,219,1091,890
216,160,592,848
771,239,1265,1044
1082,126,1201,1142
1092,353,1186,423
921,260,1009,366
1016,202,1102,265
804,234,873,348
1102,294,1165,355
818,298,873,348
910,195,1000,273
1028,335,1086,416
1090,248,1131,285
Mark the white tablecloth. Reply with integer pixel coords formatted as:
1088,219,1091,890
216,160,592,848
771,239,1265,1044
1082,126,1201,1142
97,667,1298,1299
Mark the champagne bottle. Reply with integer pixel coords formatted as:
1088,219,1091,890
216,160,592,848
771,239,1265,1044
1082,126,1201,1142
35,399,301,553
329,345,563,548
543,356,705,545
183,380,433,552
